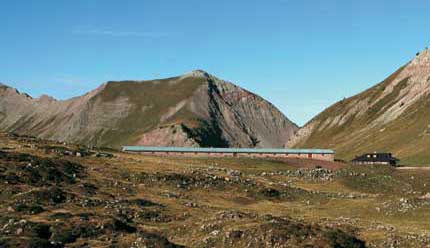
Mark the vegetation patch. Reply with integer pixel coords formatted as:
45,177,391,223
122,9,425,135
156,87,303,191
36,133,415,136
0,151,84,186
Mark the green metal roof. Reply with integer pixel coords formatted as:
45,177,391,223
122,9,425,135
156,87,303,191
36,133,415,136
122,146,334,154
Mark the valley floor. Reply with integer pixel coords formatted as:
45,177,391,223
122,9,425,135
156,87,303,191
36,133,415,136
0,134,429,247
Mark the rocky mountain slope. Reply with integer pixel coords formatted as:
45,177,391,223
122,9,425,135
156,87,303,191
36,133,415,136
0,71,297,149
288,48,430,164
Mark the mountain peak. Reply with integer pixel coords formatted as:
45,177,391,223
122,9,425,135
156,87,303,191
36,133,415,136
36,94,57,102
182,70,211,79
411,47,430,65
0,84,32,99
0,72,297,150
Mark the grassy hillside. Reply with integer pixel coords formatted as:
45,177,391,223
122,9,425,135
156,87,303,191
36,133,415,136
292,54,430,165
84,77,206,147
2,134,430,247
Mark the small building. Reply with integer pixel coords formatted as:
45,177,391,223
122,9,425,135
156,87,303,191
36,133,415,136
122,146,335,162
351,152,399,166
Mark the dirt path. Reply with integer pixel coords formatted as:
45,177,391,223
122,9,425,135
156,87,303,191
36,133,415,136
396,167,430,170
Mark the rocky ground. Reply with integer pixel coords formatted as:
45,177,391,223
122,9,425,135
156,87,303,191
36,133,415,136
0,134,429,247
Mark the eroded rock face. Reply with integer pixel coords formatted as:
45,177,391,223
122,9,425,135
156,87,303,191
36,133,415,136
287,48,430,162
0,71,297,148
208,79,297,148
136,125,200,147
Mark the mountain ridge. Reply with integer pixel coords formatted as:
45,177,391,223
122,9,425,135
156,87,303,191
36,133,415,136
288,47,430,164
0,71,298,149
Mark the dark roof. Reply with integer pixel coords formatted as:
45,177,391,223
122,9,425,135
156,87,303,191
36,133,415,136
352,153,399,163
122,146,335,154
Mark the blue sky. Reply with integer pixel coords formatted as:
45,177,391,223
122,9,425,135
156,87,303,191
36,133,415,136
1,1,429,126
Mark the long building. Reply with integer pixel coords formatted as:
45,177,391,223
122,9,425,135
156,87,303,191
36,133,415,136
122,146,335,162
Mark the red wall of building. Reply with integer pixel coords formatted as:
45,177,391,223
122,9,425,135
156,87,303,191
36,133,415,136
129,151,334,162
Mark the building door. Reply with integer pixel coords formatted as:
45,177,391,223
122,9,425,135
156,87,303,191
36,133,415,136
308,153,313,159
